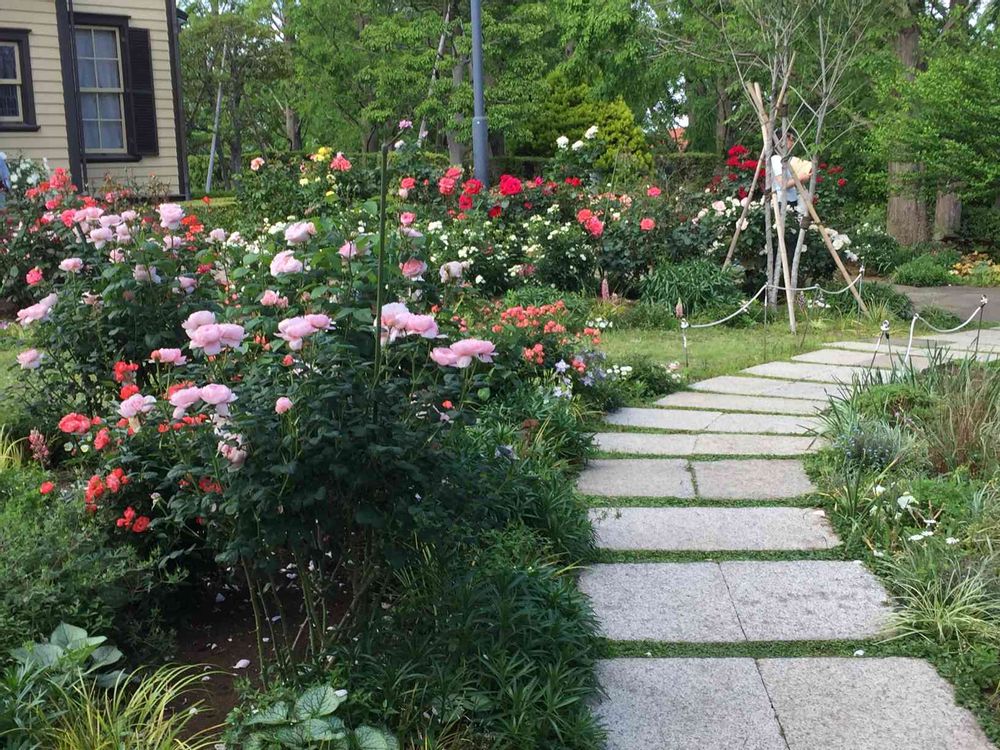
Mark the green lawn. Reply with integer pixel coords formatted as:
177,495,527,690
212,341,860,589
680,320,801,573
600,316,926,382
0,327,27,430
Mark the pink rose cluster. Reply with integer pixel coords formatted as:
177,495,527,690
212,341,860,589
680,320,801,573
17,348,43,370
380,302,438,343
276,313,332,351
54,206,137,249
157,203,185,230
329,152,352,172
260,289,289,308
119,393,157,419
400,258,427,281
169,383,237,420
429,339,496,368
183,311,245,356
150,348,187,366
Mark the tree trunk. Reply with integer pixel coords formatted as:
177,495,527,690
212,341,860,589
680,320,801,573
887,161,928,245
714,79,730,153
887,22,927,246
933,189,962,240
446,55,466,165
284,107,302,151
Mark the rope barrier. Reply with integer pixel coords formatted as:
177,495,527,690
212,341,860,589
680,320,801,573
904,295,989,361
767,268,865,297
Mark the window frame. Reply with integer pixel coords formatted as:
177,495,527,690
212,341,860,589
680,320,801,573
74,24,128,155
72,13,140,163
0,29,37,132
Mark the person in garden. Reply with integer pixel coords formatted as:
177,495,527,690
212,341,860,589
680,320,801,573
769,127,811,218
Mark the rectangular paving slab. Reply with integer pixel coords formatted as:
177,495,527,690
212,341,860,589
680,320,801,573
576,458,695,497
579,563,745,641
594,432,818,457
743,361,892,383
691,458,816,499
589,506,840,551
656,391,827,415
721,560,891,640
691,375,845,401
792,348,924,368
582,561,889,641
758,657,996,749
605,407,821,435
595,658,787,750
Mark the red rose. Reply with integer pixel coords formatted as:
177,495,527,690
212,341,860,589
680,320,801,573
119,384,140,400
488,205,502,219
458,193,473,211
576,208,593,223
39,481,55,495
837,178,847,187
462,178,483,195
58,413,92,435
400,176,416,190
498,174,522,196
94,428,111,451
131,516,151,533
564,177,581,187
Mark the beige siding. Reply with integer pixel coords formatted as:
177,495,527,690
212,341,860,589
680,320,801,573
0,2,71,170
0,0,183,195
73,0,182,195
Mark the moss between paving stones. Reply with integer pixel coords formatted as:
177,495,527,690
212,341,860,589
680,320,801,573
592,450,813,460
583,494,818,508
589,422,814,438
591,548,845,564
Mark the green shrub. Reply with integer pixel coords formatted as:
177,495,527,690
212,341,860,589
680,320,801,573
827,280,914,319
918,305,961,330
893,254,953,286
0,468,162,656
641,260,743,315
853,225,907,275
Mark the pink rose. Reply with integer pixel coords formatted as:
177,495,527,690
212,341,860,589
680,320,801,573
250,157,265,172
108,249,125,263
439,261,464,283
177,276,197,294
430,347,459,367
270,250,304,276
26,267,44,286
400,258,427,281
404,314,439,339
329,152,352,171
16,293,57,325
99,214,121,228
260,289,288,307
119,393,156,419
283,221,316,246
380,302,411,330
182,310,216,336
115,224,132,242
276,316,326,350
339,241,359,259
157,203,185,230
169,386,203,419
449,338,496,367
304,313,332,331
17,348,42,369
399,212,416,227
647,186,661,197
275,397,293,414
188,323,245,356
133,265,161,284
59,257,84,273
640,218,655,231
200,383,237,416
218,439,247,468
89,226,113,249
438,176,456,196
121,210,137,222
163,235,183,250
150,348,187,365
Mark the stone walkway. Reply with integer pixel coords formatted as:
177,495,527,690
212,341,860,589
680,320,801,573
580,329,1000,749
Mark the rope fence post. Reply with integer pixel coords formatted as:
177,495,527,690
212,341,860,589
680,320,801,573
974,295,988,358
869,320,890,373
680,318,690,369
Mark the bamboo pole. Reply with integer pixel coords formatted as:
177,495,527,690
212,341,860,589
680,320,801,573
788,170,868,313
722,144,766,269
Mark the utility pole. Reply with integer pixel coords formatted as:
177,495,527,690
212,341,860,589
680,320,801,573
470,0,489,185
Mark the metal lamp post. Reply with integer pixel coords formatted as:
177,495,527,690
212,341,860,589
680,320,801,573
470,0,489,184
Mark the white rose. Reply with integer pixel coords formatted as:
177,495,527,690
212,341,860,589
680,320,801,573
571,140,584,151
556,136,569,149
584,125,599,139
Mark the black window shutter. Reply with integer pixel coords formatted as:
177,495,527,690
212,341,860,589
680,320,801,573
127,28,158,156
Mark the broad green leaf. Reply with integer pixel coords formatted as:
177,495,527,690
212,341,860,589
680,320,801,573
244,701,290,726
293,685,345,720
50,623,89,649
353,726,398,750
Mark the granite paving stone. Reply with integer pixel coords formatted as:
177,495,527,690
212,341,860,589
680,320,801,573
578,563,744,641
594,432,818,457
743,361,891,383
655,391,827,415
604,407,820,435
589,506,840,551
691,458,815,499
759,658,996,749
576,458,695,497
721,560,892,640
792,348,926,369
595,659,787,750
691,375,845,400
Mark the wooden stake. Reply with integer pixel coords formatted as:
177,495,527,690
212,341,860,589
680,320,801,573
722,144,766,269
